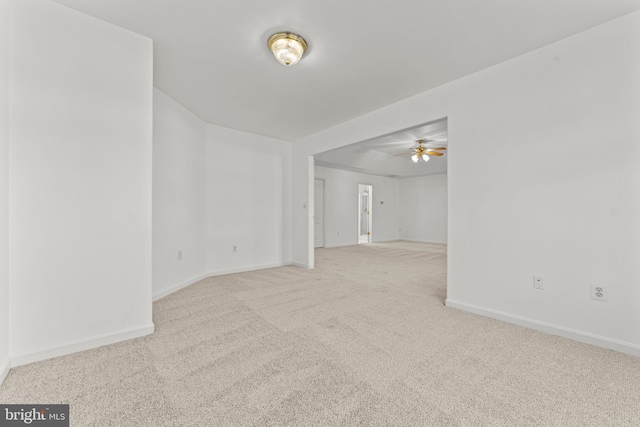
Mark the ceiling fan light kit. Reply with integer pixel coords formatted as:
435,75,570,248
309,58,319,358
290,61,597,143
412,154,429,163
267,32,308,66
396,139,446,163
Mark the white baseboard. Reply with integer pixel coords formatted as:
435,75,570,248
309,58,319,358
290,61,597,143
399,238,447,244
322,239,404,248
0,356,10,386
11,323,155,368
323,240,400,248
154,262,296,301
292,261,311,269
323,242,357,249
446,299,640,357
153,273,209,301
207,261,292,278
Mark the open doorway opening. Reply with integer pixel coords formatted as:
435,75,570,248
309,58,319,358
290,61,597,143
357,184,372,244
312,117,447,298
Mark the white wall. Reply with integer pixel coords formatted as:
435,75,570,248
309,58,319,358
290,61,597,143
206,124,291,274
292,155,314,267
292,12,640,355
315,166,399,247
9,0,154,364
0,0,11,383
399,173,447,244
152,89,206,300
154,89,295,298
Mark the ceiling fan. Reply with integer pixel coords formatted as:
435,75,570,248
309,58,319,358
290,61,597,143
394,139,446,163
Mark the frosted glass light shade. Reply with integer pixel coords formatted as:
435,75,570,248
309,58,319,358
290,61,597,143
268,32,308,66
411,154,419,163
422,154,429,161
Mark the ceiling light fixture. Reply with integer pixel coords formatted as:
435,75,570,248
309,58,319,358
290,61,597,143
267,32,308,66
396,140,445,163
412,153,430,163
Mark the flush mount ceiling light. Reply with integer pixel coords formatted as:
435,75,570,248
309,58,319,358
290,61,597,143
394,140,446,163
267,32,308,66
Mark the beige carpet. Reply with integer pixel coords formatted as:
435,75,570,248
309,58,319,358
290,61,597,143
1,241,639,426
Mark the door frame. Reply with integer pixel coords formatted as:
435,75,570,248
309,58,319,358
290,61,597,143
357,183,373,244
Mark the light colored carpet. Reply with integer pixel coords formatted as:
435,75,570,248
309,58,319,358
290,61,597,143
1,241,639,426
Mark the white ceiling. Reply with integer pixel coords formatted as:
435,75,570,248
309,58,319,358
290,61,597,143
50,0,640,141
315,118,448,178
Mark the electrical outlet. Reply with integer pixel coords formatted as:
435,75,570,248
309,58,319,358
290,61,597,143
177,250,182,261
232,245,237,253
533,275,544,290
591,284,608,302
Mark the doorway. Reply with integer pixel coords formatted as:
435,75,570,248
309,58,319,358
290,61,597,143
357,184,372,244
314,179,324,248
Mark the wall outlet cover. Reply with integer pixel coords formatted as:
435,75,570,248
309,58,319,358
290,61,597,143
533,275,544,290
591,283,608,302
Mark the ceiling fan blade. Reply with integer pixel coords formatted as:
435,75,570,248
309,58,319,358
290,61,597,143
428,147,446,150
426,151,444,156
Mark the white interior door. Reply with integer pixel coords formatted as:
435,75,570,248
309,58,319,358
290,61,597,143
314,179,324,248
358,184,372,244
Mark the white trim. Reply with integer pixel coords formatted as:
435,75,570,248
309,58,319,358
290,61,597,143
324,242,358,249
11,323,155,367
153,273,208,301
0,357,10,386
357,183,373,244
324,239,401,248
292,261,312,269
8,262,300,369
399,238,448,244
371,238,400,243
446,299,640,357
206,261,293,278
155,263,297,301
